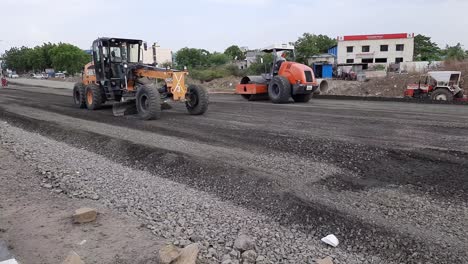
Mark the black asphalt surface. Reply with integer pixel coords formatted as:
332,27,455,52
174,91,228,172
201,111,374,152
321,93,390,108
0,85,467,263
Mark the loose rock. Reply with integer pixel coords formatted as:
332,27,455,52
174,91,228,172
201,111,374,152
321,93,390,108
159,244,181,264
61,251,84,264
73,207,97,224
172,243,199,264
241,250,257,263
234,234,255,252
316,256,334,264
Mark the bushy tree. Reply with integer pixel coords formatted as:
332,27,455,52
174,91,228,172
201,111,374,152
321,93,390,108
208,52,230,66
247,53,274,75
224,45,245,60
175,48,210,69
414,34,441,61
442,43,465,61
294,33,337,63
3,46,33,73
49,43,90,75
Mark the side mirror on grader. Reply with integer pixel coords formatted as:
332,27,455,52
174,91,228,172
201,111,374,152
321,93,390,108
73,37,208,120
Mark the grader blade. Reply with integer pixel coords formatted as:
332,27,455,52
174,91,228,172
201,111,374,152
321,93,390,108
112,100,137,116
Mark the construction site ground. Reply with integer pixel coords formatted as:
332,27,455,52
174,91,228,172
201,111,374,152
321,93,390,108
0,83,467,263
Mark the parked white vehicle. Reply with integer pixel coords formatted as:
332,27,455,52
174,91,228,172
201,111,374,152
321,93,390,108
55,72,66,78
31,73,45,79
8,73,19,78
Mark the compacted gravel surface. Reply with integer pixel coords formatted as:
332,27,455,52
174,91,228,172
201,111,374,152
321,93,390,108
0,85,467,263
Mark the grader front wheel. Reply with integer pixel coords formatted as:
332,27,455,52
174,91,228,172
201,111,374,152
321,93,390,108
136,85,162,120
85,84,103,110
185,85,209,115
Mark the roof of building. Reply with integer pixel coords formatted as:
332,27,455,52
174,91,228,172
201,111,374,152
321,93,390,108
338,33,414,41
262,44,294,52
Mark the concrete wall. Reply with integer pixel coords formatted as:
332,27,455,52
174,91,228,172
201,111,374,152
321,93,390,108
400,61,443,73
337,38,414,65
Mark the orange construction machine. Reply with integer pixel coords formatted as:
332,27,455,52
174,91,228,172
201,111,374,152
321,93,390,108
236,44,318,103
73,37,208,120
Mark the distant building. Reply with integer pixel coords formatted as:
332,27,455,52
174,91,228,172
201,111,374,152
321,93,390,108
308,53,335,79
337,33,414,66
141,43,173,66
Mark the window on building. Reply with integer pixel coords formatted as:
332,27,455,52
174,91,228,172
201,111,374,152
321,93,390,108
362,58,374,63
396,44,404,51
380,45,389,52
346,59,354,63
362,46,370,52
375,58,388,63
395,57,404,64
347,46,354,53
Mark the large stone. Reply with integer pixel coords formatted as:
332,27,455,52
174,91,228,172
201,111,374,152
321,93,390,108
73,208,97,224
241,250,257,263
158,244,181,264
316,256,334,264
233,234,255,252
62,251,84,264
172,243,199,264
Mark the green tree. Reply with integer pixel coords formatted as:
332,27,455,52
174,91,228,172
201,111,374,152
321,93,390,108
247,53,273,75
294,33,337,63
175,48,211,69
49,43,90,75
3,46,33,73
224,45,245,60
28,46,47,71
208,52,230,66
413,34,441,61
442,43,465,61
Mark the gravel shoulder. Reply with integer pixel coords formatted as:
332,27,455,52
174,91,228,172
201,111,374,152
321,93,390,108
0,145,163,264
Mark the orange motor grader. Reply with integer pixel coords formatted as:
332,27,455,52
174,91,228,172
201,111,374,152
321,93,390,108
236,44,319,103
73,37,208,120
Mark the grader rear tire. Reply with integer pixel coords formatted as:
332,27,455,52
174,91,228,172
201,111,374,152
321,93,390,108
136,85,162,120
186,85,209,115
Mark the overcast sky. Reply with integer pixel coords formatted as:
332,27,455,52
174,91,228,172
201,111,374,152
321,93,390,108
1,0,468,53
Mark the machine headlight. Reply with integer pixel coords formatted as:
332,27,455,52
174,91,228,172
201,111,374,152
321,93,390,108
123,64,128,69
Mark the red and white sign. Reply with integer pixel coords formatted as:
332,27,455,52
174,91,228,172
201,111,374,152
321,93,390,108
339,33,414,41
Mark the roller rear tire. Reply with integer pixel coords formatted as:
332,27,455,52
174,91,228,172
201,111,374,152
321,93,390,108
268,76,291,104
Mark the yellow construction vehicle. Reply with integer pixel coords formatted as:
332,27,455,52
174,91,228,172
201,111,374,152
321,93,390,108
73,37,208,120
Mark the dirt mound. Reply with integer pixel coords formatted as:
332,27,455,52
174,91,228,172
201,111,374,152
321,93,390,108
188,76,238,93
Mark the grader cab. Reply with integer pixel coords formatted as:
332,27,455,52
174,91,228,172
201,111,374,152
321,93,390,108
73,37,208,120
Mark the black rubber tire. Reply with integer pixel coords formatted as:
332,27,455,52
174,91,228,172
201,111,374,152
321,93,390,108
454,90,464,99
268,75,291,104
292,93,312,103
85,84,103,110
136,85,162,120
73,83,86,108
431,88,453,102
186,85,209,115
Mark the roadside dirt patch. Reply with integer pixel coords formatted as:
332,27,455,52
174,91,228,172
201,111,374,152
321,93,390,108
0,146,163,264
